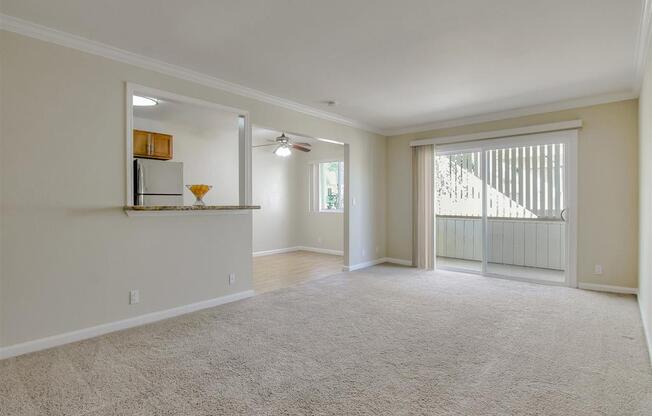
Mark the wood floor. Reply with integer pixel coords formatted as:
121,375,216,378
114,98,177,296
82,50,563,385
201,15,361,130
253,250,343,294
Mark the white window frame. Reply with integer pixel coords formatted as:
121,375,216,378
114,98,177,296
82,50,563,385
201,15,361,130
309,159,344,213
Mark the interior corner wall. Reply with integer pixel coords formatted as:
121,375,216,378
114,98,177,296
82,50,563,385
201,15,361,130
0,30,386,349
252,146,300,253
639,45,652,362
387,99,639,289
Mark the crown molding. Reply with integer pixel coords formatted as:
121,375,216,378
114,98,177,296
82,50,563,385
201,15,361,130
383,90,638,137
634,0,652,92
0,13,384,135
0,13,644,139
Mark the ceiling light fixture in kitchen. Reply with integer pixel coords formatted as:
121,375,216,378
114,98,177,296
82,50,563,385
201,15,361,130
133,95,159,107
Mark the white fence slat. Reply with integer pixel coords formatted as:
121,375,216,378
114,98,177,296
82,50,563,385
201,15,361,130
474,220,483,261
524,222,537,267
560,223,566,267
502,221,515,264
455,220,465,258
464,220,474,259
548,223,561,269
546,145,553,217
514,221,525,266
491,221,503,263
554,144,561,217
536,223,548,268
437,218,445,256
446,219,456,256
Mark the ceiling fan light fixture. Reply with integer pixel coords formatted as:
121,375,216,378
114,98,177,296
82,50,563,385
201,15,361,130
274,145,292,157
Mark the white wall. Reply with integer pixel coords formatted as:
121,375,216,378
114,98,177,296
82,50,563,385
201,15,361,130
252,131,345,254
252,134,299,253
133,116,240,205
0,31,387,349
639,43,652,363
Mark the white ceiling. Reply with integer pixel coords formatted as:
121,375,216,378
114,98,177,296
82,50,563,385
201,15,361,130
1,0,646,134
133,93,238,136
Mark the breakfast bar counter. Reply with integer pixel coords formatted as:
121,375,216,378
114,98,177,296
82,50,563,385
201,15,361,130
124,205,261,216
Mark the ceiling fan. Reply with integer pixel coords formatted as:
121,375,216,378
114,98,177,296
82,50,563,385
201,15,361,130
252,133,311,157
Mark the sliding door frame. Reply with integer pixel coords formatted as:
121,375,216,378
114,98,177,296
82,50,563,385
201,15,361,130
435,130,578,288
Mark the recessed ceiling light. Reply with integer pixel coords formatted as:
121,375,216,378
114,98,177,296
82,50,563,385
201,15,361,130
133,95,159,107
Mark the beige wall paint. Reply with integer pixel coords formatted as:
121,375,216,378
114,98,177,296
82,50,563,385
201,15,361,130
252,137,301,253
0,31,386,348
639,45,652,359
388,99,639,288
252,138,345,254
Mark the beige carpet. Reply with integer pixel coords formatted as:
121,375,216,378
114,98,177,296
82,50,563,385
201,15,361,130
2,265,651,415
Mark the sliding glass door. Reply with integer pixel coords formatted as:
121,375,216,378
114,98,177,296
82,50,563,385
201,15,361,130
435,131,577,286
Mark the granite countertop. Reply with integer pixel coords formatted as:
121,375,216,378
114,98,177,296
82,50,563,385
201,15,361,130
125,205,261,211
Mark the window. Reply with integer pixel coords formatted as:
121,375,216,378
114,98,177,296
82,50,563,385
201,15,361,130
318,161,344,212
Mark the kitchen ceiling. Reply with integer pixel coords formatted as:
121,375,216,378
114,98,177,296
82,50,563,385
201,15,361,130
0,0,646,134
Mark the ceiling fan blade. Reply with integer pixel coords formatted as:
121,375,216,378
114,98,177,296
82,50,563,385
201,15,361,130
252,143,278,148
292,144,311,152
293,142,311,147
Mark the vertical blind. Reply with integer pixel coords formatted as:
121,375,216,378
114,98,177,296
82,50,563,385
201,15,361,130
436,143,565,219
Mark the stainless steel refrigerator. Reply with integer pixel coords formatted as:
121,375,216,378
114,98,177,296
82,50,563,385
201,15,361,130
134,159,184,206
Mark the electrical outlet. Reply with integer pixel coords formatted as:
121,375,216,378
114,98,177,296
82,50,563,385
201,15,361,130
317,236,322,244
375,246,379,254
229,273,236,285
129,290,140,305
594,264,604,275
362,248,366,257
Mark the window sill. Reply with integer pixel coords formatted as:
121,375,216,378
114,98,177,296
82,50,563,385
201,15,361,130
316,210,344,214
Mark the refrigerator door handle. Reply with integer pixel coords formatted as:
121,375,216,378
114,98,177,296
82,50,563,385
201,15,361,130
135,160,146,194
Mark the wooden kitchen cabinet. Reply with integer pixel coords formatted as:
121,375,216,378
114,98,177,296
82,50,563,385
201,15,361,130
133,129,173,160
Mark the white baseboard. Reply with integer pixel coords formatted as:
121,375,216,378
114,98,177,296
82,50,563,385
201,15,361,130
343,258,385,271
253,246,343,257
640,300,652,369
343,257,414,272
299,246,343,256
0,290,254,360
252,247,301,257
384,257,413,266
578,283,638,295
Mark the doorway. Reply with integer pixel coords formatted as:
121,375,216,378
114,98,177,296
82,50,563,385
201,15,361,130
435,130,577,287
251,127,347,293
